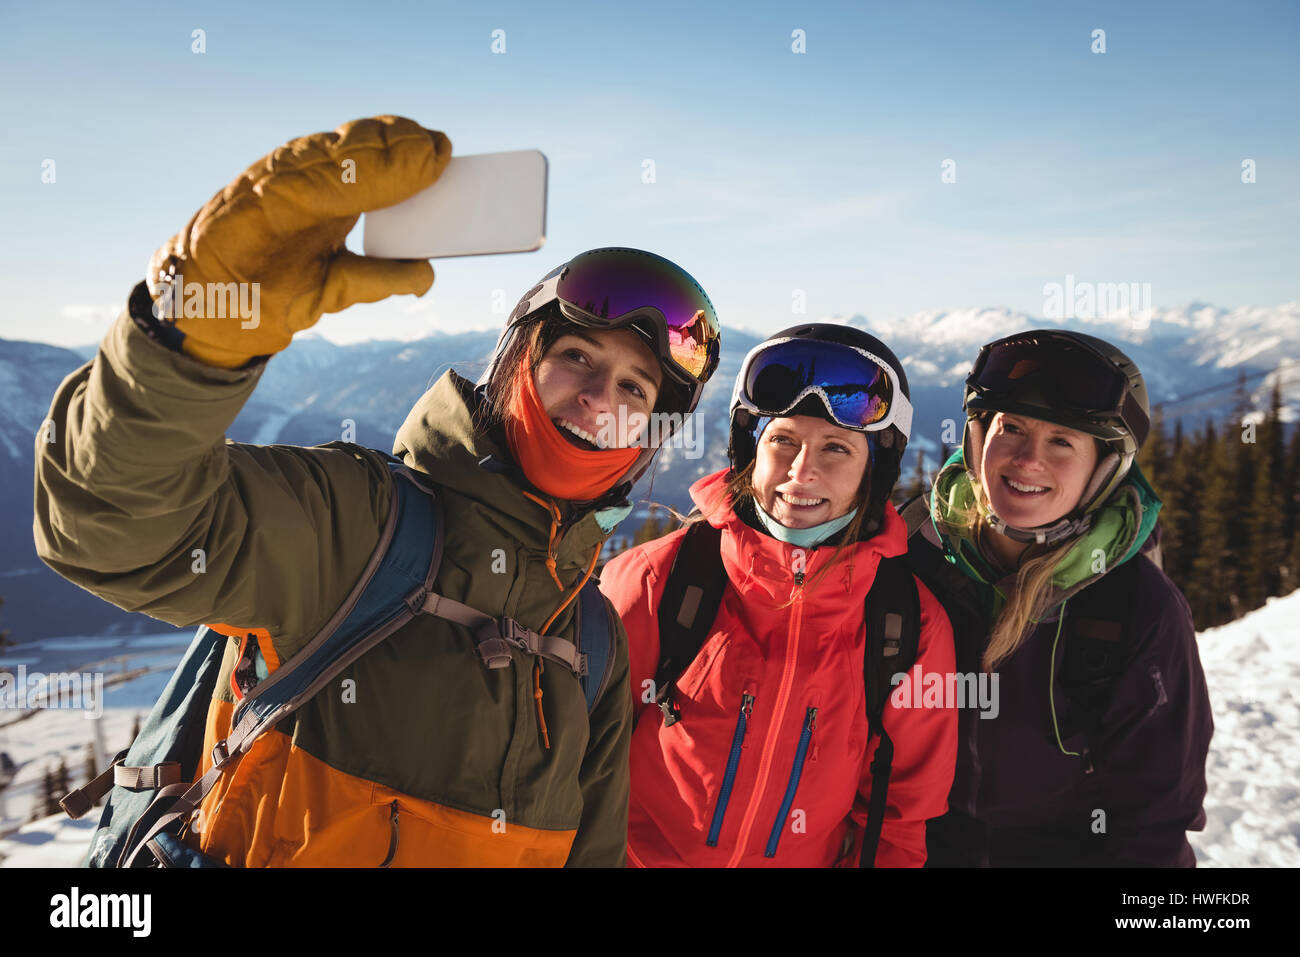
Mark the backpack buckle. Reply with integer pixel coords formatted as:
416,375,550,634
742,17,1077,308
404,586,430,615
656,680,682,727
474,618,530,670
210,739,233,770
658,699,682,727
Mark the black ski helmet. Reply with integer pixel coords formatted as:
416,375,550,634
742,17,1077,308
961,328,1151,544
477,247,721,503
729,323,912,539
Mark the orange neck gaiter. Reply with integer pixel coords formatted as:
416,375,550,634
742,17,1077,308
504,355,641,501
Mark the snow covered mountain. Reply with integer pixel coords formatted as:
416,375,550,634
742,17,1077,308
1,301,1297,640
844,301,1300,418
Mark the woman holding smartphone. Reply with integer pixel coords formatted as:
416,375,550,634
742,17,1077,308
912,330,1213,866
34,116,722,866
601,324,958,867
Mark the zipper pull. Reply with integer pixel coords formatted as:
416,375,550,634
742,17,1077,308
379,800,399,867
742,692,755,716
806,706,818,731
793,570,805,587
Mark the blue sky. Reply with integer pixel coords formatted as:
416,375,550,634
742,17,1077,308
1,0,1296,347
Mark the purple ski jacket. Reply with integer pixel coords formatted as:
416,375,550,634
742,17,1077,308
910,455,1213,867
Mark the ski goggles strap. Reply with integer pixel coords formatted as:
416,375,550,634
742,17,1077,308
738,337,913,438
509,252,721,385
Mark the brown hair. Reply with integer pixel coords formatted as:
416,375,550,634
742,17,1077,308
476,306,680,433
475,310,557,435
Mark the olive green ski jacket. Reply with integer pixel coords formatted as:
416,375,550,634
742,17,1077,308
33,295,632,867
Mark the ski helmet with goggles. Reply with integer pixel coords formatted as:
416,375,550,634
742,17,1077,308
961,329,1151,545
477,247,722,500
730,323,913,539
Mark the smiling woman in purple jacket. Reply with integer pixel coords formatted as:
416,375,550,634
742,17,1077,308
908,329,1213,867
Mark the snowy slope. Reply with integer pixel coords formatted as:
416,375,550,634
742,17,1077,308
2,587,1298,867
1188,591,1300,867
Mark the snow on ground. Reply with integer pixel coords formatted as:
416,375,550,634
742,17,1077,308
1188,590,1300,866
0,632,188,865
2,591,1298,868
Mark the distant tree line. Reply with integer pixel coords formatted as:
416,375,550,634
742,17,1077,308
1137,379,1299,630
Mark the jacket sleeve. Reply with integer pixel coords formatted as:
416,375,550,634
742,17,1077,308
1088,565,1213,866
32,296,392,663
598,544,668,725
848,577,958,867
565,595,634,867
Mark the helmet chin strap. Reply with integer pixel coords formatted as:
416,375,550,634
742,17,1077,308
985,510,1093,546
963,414,1127,548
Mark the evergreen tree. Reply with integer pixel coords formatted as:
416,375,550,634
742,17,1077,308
1267,380,1287,489
900,449,926,503
83,742,98,800
1225,378,1257,612
40,766,59,818
1282,416,1300,596
55,755,70,799
1243,441,1282,609
632,507,670,546
1138,405,1168,490
1241,383,1286,606
1160,421,1196,587
1188,422,1236,627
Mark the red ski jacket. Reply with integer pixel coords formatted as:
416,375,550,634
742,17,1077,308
600,470,958,867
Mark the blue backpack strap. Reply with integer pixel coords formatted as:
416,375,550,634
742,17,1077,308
224,459,443,739
577,580,616,713
117,458,444,867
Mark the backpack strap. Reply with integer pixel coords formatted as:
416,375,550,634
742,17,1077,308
1057,555,1145,773
858,555,922,867
59,748,134,819
119,459,445,867
653,520,726,726
899,494,941,547
577,580,616,713
416,591,591,676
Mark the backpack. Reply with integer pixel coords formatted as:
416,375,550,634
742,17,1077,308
653,519,922,867
59,453,617,868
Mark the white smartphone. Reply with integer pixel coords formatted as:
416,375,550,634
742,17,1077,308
362,150,548,259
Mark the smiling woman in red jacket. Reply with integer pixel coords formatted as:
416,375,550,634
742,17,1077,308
600,324,957,867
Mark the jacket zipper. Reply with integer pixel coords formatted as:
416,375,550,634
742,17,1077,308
706,691,755,847
764,706,817,858
379,800,399,867
724,573,805,867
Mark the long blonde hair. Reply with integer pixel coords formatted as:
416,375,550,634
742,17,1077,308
943,472,1074,672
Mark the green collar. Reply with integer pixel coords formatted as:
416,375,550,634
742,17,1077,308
928,449,1162,600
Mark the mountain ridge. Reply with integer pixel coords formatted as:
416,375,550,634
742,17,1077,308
2,301,1297,639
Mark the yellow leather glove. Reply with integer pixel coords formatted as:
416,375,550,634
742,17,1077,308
146,115,452,368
